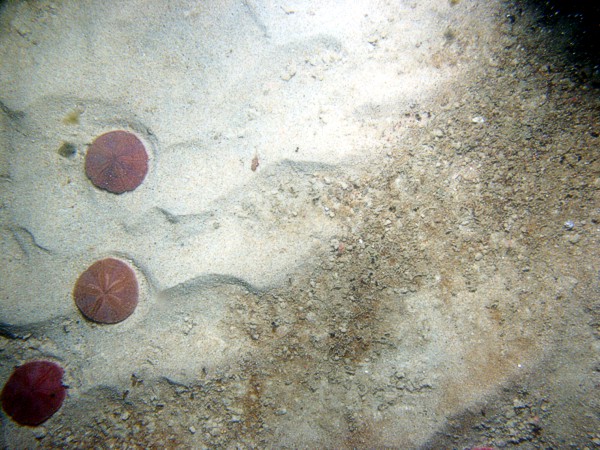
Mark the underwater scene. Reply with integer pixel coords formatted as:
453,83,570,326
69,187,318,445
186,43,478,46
0,0,598,448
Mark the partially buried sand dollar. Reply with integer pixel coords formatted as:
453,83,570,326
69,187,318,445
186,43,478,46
74,258,139,324
85,130,148,194
1,360,67,426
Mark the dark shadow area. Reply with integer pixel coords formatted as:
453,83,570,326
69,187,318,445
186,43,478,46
520,0,599,83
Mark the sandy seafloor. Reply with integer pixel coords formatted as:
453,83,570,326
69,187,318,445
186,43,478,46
0,0,599,448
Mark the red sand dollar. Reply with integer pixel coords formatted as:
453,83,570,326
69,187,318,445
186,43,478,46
1,360,67,426
85,130,148,193
74,258,139,324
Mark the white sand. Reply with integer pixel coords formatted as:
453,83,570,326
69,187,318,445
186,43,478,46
0,1,482,331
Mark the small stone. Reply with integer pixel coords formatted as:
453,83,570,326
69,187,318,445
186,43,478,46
568,234,581,244
513,398,527,409
281,63,297,81
474,252,483,261
189,426,196,434
57,142,77,158
120,411,130,421
33,427,47,439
